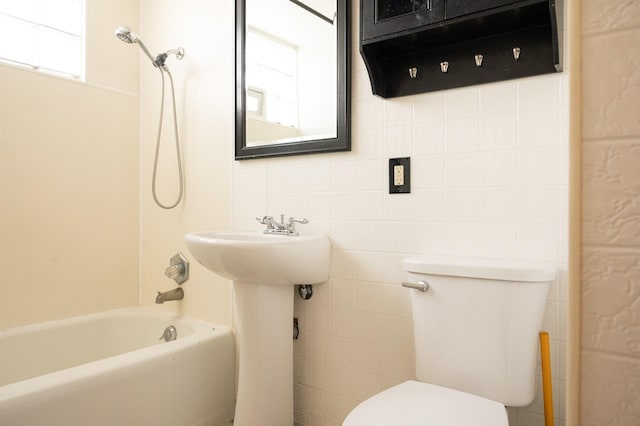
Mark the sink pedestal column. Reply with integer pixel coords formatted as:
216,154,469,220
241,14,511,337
233,281,294,426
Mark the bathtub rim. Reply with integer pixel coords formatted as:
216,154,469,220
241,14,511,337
0,306,232,404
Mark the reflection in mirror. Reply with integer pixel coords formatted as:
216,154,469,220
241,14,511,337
246,3,336,146
235,0,350,159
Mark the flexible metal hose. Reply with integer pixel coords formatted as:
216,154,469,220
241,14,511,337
152,66,184,209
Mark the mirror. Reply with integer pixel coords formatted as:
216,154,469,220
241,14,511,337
235,0,350,159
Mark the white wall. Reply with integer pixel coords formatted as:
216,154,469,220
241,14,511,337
0,0,140,329
232,4,569,426
138,0,234,325
247,118,301,144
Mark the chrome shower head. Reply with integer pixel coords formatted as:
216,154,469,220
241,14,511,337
115,25,158,67
115,26,136,44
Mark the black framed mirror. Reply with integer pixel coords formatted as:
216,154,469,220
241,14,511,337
235,0,351,160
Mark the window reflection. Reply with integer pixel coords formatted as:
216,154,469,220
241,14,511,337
246,29,298,128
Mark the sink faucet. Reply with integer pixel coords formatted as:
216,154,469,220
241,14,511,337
256,215,308,236
155,287,184,304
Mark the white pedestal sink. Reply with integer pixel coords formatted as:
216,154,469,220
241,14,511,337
185,231,331,426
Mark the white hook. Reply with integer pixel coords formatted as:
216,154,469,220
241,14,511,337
513,47,521,61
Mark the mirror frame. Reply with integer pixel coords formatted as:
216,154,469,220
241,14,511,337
235,0,351,160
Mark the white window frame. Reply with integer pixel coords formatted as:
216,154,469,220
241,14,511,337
247,87,265,118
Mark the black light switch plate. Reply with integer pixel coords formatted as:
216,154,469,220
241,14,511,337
389,157,410,194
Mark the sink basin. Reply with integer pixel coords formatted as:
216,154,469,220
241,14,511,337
184,231,330,285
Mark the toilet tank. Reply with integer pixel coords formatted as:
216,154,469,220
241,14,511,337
403,257,556,407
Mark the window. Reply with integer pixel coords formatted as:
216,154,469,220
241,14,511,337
246,28,298,128
246,87,265,117
0,0,84,79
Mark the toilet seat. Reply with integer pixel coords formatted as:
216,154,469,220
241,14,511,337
342,380,508,426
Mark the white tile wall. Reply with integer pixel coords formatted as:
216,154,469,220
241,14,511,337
233,66,568,425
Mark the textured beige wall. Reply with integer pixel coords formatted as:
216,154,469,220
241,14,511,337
0,0,140,329
138,0,234,325
581,0,640,424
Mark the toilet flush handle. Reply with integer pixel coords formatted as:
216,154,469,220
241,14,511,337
401,281,429,292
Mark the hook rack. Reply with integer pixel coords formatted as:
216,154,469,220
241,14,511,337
361,0,562,97
409,47,540,89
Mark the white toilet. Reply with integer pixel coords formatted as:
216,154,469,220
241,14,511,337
343,257,556,426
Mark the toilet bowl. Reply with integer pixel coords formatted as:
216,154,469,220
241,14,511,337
343,257,556,426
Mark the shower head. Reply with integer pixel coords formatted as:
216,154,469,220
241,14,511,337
115,26,137,44
115,26,159,67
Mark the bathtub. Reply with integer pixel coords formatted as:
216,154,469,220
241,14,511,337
0,307,235,426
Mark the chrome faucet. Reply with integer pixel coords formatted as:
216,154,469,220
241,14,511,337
256,215,308,236
155,287,184,304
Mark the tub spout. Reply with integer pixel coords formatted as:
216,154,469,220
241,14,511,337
155,287,184,304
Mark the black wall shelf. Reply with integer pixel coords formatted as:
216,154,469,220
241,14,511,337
360,0,563,98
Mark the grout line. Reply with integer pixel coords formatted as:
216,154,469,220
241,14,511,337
582,135,640,143
582,348,640,363
582,25,640,39
582,244,640,253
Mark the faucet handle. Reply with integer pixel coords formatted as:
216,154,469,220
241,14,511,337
256,216,272,224
289,217,309,225
287,218,309,235
165,253,189,285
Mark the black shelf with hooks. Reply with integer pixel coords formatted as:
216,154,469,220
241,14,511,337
360,0,563,98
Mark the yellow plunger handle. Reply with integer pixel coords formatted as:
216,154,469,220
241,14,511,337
539,331,554,426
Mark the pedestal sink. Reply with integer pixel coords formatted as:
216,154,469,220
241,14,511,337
184,231,331,426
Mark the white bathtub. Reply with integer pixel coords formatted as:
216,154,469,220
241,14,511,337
0,307,235,426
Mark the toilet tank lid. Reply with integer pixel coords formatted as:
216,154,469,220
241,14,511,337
403,257,557,282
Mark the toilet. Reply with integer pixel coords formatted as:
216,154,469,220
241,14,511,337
343,257,556,425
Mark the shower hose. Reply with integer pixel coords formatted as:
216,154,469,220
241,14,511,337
152,66,184,209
